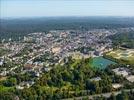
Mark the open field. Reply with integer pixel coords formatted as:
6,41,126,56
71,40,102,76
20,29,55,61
106,49,134,65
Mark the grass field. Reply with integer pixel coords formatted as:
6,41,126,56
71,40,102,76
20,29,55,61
0,85,14,92
106,49,134,65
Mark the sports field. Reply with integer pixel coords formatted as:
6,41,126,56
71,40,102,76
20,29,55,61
106,49,134,64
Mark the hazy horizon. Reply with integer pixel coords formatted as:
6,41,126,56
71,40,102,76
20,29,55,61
1,0,134,18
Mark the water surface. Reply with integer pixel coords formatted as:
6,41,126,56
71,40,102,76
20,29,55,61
90,57,116,69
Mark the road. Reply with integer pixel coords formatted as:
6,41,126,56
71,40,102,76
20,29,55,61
25,48,50,64
62,89,134,100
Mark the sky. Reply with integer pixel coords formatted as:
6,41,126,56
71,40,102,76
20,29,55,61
1,0,134,18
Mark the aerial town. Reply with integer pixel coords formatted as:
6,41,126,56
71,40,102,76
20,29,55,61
1,0,134,99
0,27,134,93
0,29,118,78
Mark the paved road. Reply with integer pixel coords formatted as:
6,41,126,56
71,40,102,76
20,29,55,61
62,89,134,100
26,48,49,63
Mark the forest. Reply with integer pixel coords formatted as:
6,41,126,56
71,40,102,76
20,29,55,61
1,57,133,100
1,17,134,41
108,31,134,49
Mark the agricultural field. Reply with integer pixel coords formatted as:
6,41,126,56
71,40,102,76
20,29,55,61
106,49,134,65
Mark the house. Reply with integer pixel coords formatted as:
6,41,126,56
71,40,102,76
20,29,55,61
90,77,101,81
44,67,52,72
113,67,134,82
24,63,34,70
94,50,103,56
18,81,35,89
112,68,129,77
126,75,134,82
0,61,3,66
112,83,122,89
0,59,4,66
0,71,7,76
16,85,24,90
35,72,40,77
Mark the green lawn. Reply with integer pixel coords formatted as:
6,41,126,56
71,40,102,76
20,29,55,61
0,85,14,92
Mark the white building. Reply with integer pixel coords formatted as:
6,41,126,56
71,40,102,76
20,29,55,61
90,77,101,81
126,75,134,83
112,68,129,77
112,83,122,89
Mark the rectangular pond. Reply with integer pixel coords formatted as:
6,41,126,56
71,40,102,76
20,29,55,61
90,57,116,69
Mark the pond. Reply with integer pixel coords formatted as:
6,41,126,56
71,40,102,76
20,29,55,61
90,57,116,69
